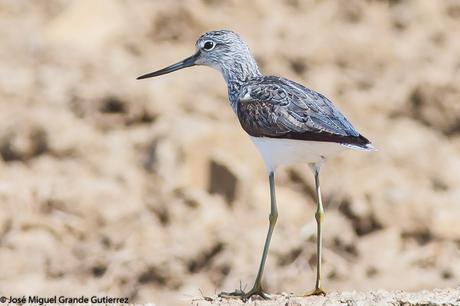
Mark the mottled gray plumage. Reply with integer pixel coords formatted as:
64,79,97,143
194,30,370,148
236,76,370,146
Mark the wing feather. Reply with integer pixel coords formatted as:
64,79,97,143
236,76,370,146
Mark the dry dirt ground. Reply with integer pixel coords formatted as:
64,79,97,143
193,288,460,306
0,1,460,305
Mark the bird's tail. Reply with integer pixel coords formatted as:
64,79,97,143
341,134,376,151
342,142,376,151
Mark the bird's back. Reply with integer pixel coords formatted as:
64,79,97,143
235,75,372,149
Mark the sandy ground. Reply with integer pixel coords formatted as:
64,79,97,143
0,0,460,305
193,288,460,306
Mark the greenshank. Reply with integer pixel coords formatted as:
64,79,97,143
138,30,374,300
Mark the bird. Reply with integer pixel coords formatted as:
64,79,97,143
137,30,374,300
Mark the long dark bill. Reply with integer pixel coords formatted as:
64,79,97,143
136,52,200,80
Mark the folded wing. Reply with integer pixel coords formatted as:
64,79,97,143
236,76,371,147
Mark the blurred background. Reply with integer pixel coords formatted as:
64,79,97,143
0,0,459,305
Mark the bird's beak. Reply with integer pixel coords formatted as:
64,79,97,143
136,51,200,80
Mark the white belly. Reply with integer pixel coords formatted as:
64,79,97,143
250,136,347,171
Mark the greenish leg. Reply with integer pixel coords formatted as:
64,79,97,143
219,171,278,301
305,164,326,296
252,171,278,292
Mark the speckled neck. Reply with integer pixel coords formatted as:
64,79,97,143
221,56,261,113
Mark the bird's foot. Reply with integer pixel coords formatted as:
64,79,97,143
219,285,270,301
303,287,327,297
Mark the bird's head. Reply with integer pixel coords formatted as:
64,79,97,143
137,30,260,82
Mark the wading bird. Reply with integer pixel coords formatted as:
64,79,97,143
137,30,374,300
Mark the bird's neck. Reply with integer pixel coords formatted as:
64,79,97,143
220,56,261,112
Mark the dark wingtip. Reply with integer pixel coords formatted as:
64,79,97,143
357,134,373,146
355,134,375,151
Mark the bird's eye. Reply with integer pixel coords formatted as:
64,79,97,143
203,40,215,51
